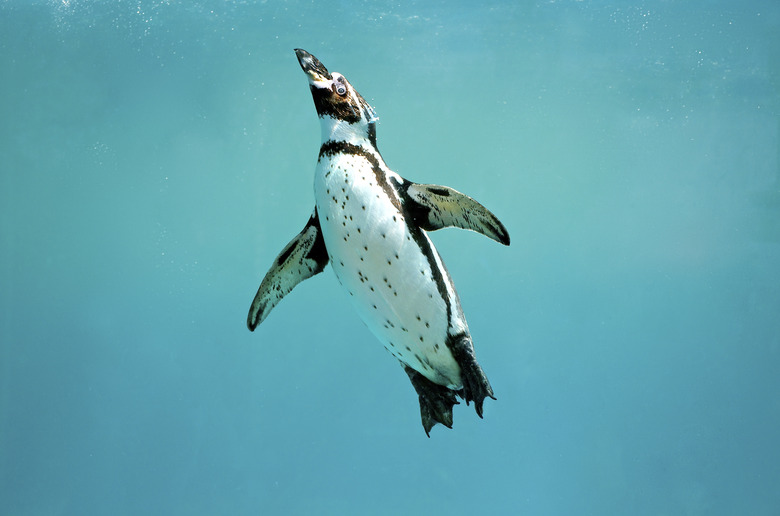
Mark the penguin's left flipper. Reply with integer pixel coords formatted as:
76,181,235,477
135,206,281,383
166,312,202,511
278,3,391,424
404,183,510,246
247,208,329,331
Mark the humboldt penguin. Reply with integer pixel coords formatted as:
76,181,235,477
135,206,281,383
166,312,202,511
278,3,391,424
248,49,509,436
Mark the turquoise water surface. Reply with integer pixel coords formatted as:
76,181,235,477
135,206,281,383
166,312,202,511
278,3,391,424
2,1,779,514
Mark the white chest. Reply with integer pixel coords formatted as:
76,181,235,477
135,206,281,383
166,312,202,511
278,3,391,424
313,152,464,388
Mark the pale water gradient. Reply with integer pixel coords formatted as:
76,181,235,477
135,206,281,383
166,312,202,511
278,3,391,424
1,1,779,514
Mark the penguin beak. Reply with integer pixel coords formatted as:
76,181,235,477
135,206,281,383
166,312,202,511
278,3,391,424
294,48,332,82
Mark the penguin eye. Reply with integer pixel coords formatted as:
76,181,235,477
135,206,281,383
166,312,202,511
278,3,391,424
334,82,348,97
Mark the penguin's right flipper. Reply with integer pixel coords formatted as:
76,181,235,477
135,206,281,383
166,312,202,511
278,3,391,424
404,366,459,437
404,183,510,245
247,208,329,331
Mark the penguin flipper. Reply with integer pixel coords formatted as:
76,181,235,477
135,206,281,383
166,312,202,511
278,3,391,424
247,209,329,331
404,183,510,246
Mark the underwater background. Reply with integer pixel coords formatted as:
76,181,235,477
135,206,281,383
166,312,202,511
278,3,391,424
1,1,779,514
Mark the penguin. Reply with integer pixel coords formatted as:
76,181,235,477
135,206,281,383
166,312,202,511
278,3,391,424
247,49,509,436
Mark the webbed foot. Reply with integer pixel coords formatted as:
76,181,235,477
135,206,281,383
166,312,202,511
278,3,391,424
404,366,459,437
447,332,496,418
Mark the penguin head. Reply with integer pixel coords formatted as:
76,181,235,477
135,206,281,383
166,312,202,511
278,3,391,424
294,49,378,146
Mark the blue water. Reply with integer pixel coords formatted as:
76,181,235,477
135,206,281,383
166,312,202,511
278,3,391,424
2,1,779,514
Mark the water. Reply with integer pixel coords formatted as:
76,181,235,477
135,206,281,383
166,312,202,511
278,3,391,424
1,1,778,514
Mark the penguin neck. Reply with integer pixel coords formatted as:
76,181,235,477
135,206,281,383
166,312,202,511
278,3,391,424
320,117,377,152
